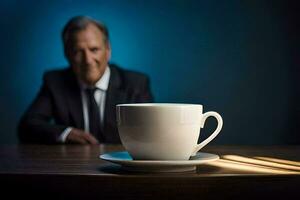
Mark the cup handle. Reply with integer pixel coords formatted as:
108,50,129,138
191,111,223,156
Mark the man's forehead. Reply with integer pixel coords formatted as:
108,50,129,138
75,24,103,38
71,28,105,46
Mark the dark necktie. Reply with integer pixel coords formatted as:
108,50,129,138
85,88,103,142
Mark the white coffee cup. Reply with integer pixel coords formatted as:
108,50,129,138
116,103,223,160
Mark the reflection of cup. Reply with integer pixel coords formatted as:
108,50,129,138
116,103,223,160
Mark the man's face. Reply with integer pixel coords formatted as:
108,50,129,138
67,24,111,86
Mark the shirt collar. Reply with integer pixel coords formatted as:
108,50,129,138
78,66,111,91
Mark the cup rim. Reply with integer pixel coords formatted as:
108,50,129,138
116,103,203,107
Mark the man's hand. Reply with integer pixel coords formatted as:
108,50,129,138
66,128,99,145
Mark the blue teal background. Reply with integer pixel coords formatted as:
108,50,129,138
0,0,299,144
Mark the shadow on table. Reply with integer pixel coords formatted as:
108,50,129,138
99,154,300,175
98,163,221,175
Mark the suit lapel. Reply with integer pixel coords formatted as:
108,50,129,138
65,69,84,129
104,65,127,132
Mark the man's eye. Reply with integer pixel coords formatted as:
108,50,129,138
91,48,99,52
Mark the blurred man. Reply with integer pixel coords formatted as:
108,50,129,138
18,16,153,144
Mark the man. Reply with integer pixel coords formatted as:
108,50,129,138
18,16,153,144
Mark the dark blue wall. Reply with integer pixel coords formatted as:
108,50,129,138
0,0,299,144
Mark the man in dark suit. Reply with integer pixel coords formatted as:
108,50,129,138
18,16,153,144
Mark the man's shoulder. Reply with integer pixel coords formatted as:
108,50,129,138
110,63,149,85
43,67,72,82
41,67,77,90
110,64,153,101
44,67,70,77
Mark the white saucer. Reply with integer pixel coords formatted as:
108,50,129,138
100,151,219,173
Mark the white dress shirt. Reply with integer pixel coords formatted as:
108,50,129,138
58,66,111,143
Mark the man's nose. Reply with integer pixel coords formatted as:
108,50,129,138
82,51,93,65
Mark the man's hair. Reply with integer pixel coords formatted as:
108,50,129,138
62,16,109,53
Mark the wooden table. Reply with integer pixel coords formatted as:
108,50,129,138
0,145,299,199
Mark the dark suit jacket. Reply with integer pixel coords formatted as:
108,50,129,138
18,64,153,144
